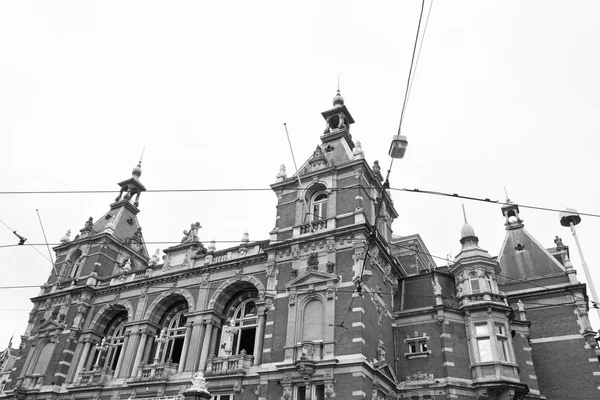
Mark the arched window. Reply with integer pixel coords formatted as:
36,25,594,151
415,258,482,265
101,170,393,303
469,272,480,293
31,342,55,375
484,274,493,292
63,250,83,278
302,300,324,341
160,311,187,363
310,192,328,222
219,299,258,356
104,322,126,371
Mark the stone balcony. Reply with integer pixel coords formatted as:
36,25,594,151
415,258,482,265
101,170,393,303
17,374,44,390
283,340,335,364
205,352,254,376
129,362,177,383
458,290,509,308
74,369,113,387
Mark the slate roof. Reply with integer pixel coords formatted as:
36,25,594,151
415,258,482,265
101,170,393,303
497,226,570,290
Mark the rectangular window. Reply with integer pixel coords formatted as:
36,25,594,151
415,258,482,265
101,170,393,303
495,324,509,362
296,385,324,400
405,335,430,359
212,395,233,400
474,323,493,362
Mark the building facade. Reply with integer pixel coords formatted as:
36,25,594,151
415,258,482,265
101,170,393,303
1,93,599,400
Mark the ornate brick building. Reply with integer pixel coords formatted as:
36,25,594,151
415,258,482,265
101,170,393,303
1,92,599,400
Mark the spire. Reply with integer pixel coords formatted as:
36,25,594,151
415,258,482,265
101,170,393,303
114,160,147,210
333,89,344,107
453,206,493,264
460,204,477,241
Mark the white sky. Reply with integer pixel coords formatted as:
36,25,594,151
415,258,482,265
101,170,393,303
1,1,599,349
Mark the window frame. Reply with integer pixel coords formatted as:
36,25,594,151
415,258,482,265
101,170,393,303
309,191,328,222
471,320,513,364
404,335,431,359
104,322,126,371
219,298,258,356
160,310,188,364
294,383,325,400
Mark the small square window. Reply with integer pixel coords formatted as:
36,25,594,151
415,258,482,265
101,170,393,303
405,335,431,359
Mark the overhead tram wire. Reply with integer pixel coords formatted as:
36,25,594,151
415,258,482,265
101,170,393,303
339,0,429,329
0,186,599,219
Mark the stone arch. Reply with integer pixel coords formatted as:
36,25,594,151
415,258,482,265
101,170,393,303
89,300,134,333
144,288,195,323
208,276,266,314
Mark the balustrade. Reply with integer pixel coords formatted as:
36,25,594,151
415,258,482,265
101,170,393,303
130,362,176,382
205,352,254,376
300,220,328,234
74,369,112,387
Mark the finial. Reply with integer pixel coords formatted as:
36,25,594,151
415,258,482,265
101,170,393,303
333,77,344,107
504,186,510,203
140,145,146,163
462,204,468,224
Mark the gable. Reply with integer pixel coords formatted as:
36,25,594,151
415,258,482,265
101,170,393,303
287,270,338,288
497,227,569,285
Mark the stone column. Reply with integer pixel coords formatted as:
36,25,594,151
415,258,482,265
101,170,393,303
85,342,96,372
208,326,219,357
193,323,207,371
74,340,92,382
178,323,194,373
253,314,266,366
198,323,214,372
131,330,149,378
113,332,131,378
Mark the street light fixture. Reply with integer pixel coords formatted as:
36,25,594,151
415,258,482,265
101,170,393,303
560,208,600,319
388,134,408,159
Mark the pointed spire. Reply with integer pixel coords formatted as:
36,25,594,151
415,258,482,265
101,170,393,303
333,77,344,107
132,161,142,179
460,204,476,240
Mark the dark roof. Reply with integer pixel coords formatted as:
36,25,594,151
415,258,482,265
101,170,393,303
497,227,569,289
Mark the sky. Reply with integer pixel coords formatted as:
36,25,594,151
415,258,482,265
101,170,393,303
1,0,599,349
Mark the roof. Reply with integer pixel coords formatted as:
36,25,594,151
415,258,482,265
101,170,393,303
497,226,570,289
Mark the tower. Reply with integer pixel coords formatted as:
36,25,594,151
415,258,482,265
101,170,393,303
267,90,401,400
449,218,529,399
497,203,600,399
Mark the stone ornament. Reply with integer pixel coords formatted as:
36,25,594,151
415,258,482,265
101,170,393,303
276,164,287,181
60,229,71,244
187,371,209,393
352,141,364,159
182,222,202,243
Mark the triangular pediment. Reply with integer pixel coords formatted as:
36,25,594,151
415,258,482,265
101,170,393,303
287,270,338,288
374,362,398,384
32,320,63,335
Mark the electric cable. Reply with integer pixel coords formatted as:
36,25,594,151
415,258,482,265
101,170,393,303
0,186,598,218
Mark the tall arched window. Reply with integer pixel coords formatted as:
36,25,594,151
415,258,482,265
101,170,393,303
160,311,187,363
31,342,55,375
104,322,125,371
302,300,324,341
71,255,84,278
310,192,328,221
219,299,258,356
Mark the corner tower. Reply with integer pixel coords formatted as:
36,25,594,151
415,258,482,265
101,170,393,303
265,91,402,400
449,218,529,399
